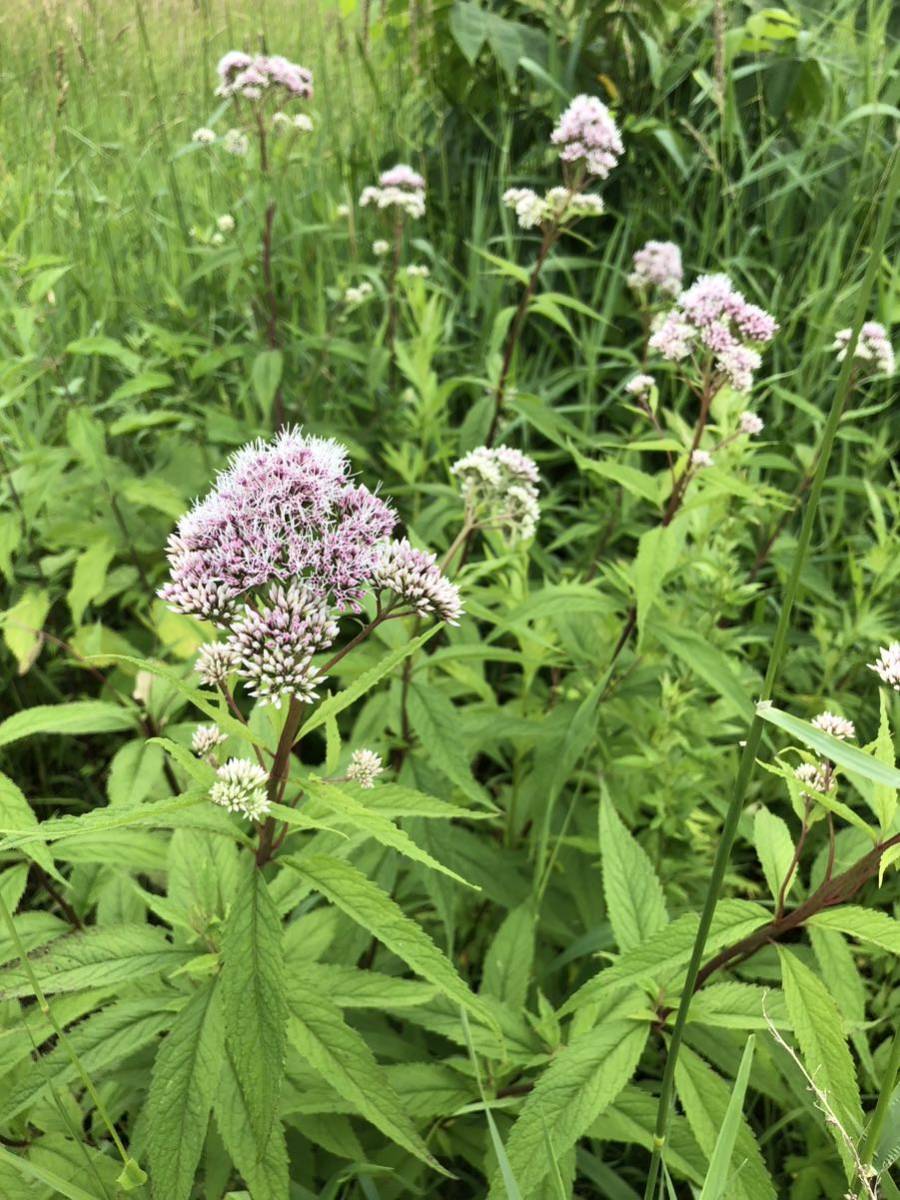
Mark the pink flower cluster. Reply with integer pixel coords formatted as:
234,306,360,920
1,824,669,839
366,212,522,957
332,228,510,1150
161,429,462,706
378,164,425,190
216,51,313,101
833,321,895,376
359,163,426,219
649,273,778,392
628,241,683,299
551,95,623,179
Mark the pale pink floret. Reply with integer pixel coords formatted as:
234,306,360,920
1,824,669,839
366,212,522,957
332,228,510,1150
649,273,777,392
869,643,900,691
379,164,425,190
215,50,313,99
833,321,895,376
551,95,623,179
374,539,463,625
628,241,683,299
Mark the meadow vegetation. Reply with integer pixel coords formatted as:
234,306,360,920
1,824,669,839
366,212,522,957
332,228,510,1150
1,1,899,1197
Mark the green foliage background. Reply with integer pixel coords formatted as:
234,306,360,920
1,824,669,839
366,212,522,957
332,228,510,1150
0,0,899,1197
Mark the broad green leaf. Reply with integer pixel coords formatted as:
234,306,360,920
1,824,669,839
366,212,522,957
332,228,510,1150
482,901,534,1010
147,981,224,1200
289,854,497,1034
251,350,283,417
0,1143,105,1200
0,770,62,880
286,973,445,1172
561,900,770,1016
407,681,489,806
779,946,863,1177
753,807,796,903
809,926,872,1075
108,371,173,404
302,777,474,885
0,924,194,1000
67,541,115,627
675,1044,775,1200
486,1021,648,1199
288,962,435,1009
807,906,900,955
66,334,142,372
2,587,50,674
687,982,788,1031
107,738,165,806
632,524,682,648
599,794,668,953
698,1037,757,1200
214,1049,288,1200
757,702,900,790
221,869,287,1150
571,449,661,505
0,702,136,750
299,624,440,737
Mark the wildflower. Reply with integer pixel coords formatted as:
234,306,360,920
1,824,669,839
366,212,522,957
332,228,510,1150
335,203,350,219
502,187,546,230
869,643,900,691
192,723,227,761
649,273,778,392
372,239,390,257
217,214,236,233
379,164,425,190
551,95,623,179
211,232,225,246
192,127,216,145
405,264,429,278
794,761,834,797
160,427,395,621
195,642,237,687
216,51,313,100
451,446,540,542
210,758,270,821
628,241,683,299
739,411,764,435
811,711,856,740
374,539,463,624
346,748,384,789
625,374,655,399
833,321,895,376
226,583,338,706
359,165,426,220
344,281,374,305
293,113,313,132
222,128,249,157
691,449,713,469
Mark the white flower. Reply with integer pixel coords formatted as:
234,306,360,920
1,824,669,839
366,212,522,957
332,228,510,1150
346,749,384,789
293,113,313,132
192,127,216,145
344,281,374,306
691,449,713,469
739,411,764,435
451,446,540,543
502,187,545,230
210,758,270,820
211,232,225,246
217,214,236,233
811,711,855,741
405,264,430,278
358,185,425,219
833,321,895,376
222,128,249,157
335,203,350,219
192,724,227,760
625,374,655,399
195,642,237,687
372,239,390,257
794,761,834,796
869,643,900,691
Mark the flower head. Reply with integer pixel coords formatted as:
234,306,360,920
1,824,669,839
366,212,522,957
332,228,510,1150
833,321,895,376
210,758,270,821
372,239,390,257
344,281,374,306
195,641,237,687
625,374,655,399
811,711,855,741
869,643,900,691
192,127,216,145
379,164,425,190
502,187,546,230
216,214,235,233
628,241,683,299
451,446,541,542
739,411,764,435
405,264,430,278
192,724,227,761
160,428,395,621
359,164,426,220
551,95,623,179
222,128,249,157
794,761,834,797
374,539,463,624
226,583,338,706
216,51,313,100
502,186,604,231
649,273,778,392
691,449,713,469
347,748,384,789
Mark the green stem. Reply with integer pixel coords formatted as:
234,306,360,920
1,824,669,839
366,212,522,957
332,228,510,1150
643,144,900,1200
858,1020,900,1182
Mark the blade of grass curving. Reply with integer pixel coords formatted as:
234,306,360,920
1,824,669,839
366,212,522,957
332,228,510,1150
643,143,900,1200
460,1008,524,1200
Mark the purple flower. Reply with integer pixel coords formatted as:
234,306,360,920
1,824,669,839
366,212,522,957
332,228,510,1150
550,95,623,179
215,50,313,100
379,164,425,190
628,241,683,299
374,539,463,625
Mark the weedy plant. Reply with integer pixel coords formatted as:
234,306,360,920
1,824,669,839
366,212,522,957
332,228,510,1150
1,2,900,1199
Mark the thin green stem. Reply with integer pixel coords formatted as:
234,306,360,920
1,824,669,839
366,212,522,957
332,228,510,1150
643,144,900,1200
858,1020,900,1180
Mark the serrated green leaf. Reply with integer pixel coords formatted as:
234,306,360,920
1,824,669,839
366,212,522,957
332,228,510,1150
599,794,668,953
807,905,900,954
0,701,137,750
221,869,287,1149
407,682,488,806
753,807,796,904
67,541,115,627
214,1049,288,1200
147,981,224,1200
0,770,63,881
482,901,534,1010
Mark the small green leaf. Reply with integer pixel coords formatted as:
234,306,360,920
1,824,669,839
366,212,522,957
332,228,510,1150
2,588,51,675
599,793,668,953
753,807,796,904
67,541,116,627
